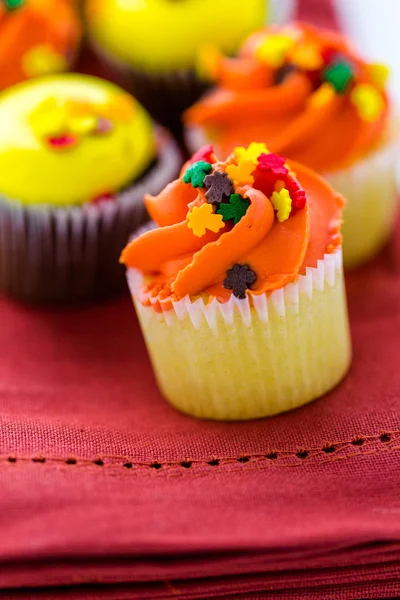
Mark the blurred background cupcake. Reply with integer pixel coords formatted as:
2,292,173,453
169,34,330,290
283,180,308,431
185,23,399,269
121,144,351,420
84,0,296,139
0,74,181,304
0,0,82,90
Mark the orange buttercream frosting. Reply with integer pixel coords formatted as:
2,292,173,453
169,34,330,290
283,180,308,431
185,23,390,173
0,0,81,90
121,144,344,309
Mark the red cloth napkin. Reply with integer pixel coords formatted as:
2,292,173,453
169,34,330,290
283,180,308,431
2,1,400,598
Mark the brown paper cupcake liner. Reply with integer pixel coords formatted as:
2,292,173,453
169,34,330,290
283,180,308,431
127,67,209,140
0,129,181,305
87,41,209,140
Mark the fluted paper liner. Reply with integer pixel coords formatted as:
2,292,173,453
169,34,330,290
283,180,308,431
127,250,352,420
325,127,399,269
0,129,181,304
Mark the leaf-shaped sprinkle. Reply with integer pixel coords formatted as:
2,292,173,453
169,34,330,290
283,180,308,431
183,160,213,188
187,203,225,237
223,264,257,299
217,194,250,224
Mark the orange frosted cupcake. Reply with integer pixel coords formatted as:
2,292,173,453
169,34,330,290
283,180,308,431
0,0,81,90
121,144,351,420
185,23,399,268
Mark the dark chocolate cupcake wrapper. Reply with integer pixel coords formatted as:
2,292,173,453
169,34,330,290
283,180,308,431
88,41,209,141
0,129,181,305
127,67,209,140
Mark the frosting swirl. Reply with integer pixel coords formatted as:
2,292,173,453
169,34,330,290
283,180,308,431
0,0,81,90
185,23,390,173
121,144,344,308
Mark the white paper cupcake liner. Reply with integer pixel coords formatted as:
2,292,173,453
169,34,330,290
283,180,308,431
127,249,352,420
324,122,400,268
0,129,181,304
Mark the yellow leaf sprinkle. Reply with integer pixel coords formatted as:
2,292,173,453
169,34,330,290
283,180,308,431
69,115,98,135
29,97,67,137
308,83,336,108
255,34,295,69
271,188,292,222
368,63,390,89
226,159,255,186
350,84,385,122
289,42,323,71
234,142,270,165
187,203,224,237
102,94,135,122
22,44,67,77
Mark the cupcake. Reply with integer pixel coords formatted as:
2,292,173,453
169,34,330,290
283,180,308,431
84,0,266,137
0,0,81,90
120,144,351,420
185,23,399,269
0,74,181,304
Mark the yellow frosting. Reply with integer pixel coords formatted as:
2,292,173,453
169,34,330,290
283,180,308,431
0,74,156,206
85,0,266,73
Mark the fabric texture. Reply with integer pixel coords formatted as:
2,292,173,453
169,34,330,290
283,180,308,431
2,0,400,598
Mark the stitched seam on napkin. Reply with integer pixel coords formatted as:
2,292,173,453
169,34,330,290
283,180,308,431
2,430,399,472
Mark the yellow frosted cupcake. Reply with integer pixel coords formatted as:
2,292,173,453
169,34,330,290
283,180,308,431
84,0,266,135
185,23,399,269
0,74,180,303
120,144,351,420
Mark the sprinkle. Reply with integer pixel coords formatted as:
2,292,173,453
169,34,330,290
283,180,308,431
46,134,77,150
104,94,135,122
323,60,353,93
257,153,288,176
290,42,323,71
217,194,250,224
204,171,234,205
255,34,296,69
66,100,93,119
223,264,257,299
320,47,339,65
183,161,213,188
22,44,67,77
368,63,390,89
234,142,269,165
29,98,66,137
308,82,336,108
69,115,98,135
95,117,114,134
350,84,385,122
91,192,117,205
190,145,215,164
271,188,292,222
226,160,255,186
286,178,307,211
186,203,224,237
3,0,25,9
